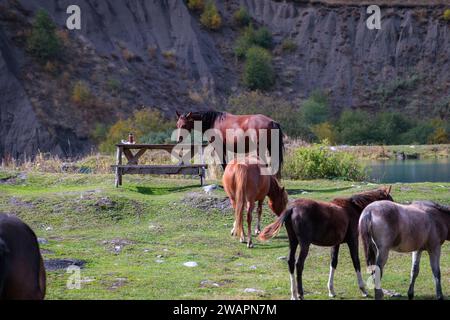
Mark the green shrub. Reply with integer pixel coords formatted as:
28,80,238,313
253,27,273,49
301,91,330,125
234,25,273,58
27,9,61,62
283,143,367,181
200,1,222,30
233,6,251,26
187,0,205,11
243,46,274,90
443,9,450,21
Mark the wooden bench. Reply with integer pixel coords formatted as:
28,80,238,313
112,144,208,187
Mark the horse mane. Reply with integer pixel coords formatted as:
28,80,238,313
413,201,450,215
333,188,385,210
268,176,283,198
187,110,225,131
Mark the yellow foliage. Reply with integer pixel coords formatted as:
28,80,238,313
200,1,222,30
99,109,174,153
72,81,91,106
443,9,450,21
187,0,204,11
428,127,449,144
311,122,337,144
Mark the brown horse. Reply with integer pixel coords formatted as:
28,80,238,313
359,200,450,300
0,214,46,300
259,187,393,300
223,157,288,248
176,111,284,176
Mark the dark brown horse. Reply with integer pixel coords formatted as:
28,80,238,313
0,214,46,300
176,111,284,176
359,200,450,300
223,156,288,248
259,187,393,300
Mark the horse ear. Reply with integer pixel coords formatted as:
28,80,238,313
387,185,392,194
176,110,181,118
186,112,192,119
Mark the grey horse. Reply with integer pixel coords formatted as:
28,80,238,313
359,200,449,300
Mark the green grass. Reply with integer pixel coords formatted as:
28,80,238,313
0,171,448,300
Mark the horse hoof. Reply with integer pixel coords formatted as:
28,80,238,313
328,293,336,298
255,230,261,235
290,296,299,301
247,242,254,248
375,289,384,300
437,295,444,300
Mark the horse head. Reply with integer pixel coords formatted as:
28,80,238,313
268,179,289,216
176,111,194,142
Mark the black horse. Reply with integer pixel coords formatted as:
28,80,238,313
0,214,46,300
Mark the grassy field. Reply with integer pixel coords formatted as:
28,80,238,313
0,171,448,300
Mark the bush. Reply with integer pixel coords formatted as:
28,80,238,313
27,9,61,62
99,109,174,153
253,27,273,49
187,0,204,11
243,46,275,90
72,81,92,106
234,25,273,58
301,91,330,125
311,122,336,144
200,1,222,30
281,38,297,52
443,9,450,21
233,6,251,26
283,143,367,181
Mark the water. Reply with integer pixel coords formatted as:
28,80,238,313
367,159,450,183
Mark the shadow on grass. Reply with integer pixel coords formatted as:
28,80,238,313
132,185,198,195
287,186,354,196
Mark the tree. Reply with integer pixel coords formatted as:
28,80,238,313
243,46,274,90
27,9,61,62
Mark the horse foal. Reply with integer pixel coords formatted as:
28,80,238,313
223,157,288,248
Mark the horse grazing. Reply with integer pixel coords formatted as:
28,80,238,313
259,187,393,300
359,200,450,300
176,110,284,177
223,157,288,248
0,214,46,300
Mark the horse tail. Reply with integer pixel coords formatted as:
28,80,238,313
259,208,292,241
233,164,248,239
359,211,377,267
272,122,284,178
38,254,46,299
0,238,9,297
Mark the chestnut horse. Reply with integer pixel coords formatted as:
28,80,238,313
223,157,288,248
259,187,393,300
0,214,46,300
359,200,450,300
176,111,284,177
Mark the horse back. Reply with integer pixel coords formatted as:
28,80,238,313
0,214,45,300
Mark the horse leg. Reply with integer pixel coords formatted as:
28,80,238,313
296,242,310,300
327,245,340,297
407,250,422,300
255,201,263,235
374,247,389,300
428,246,443,300
246,202,255,248
347,237,368,297
286,218,299,300
230,199,236,236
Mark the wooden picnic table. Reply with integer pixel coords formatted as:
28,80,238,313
111,143,208,187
